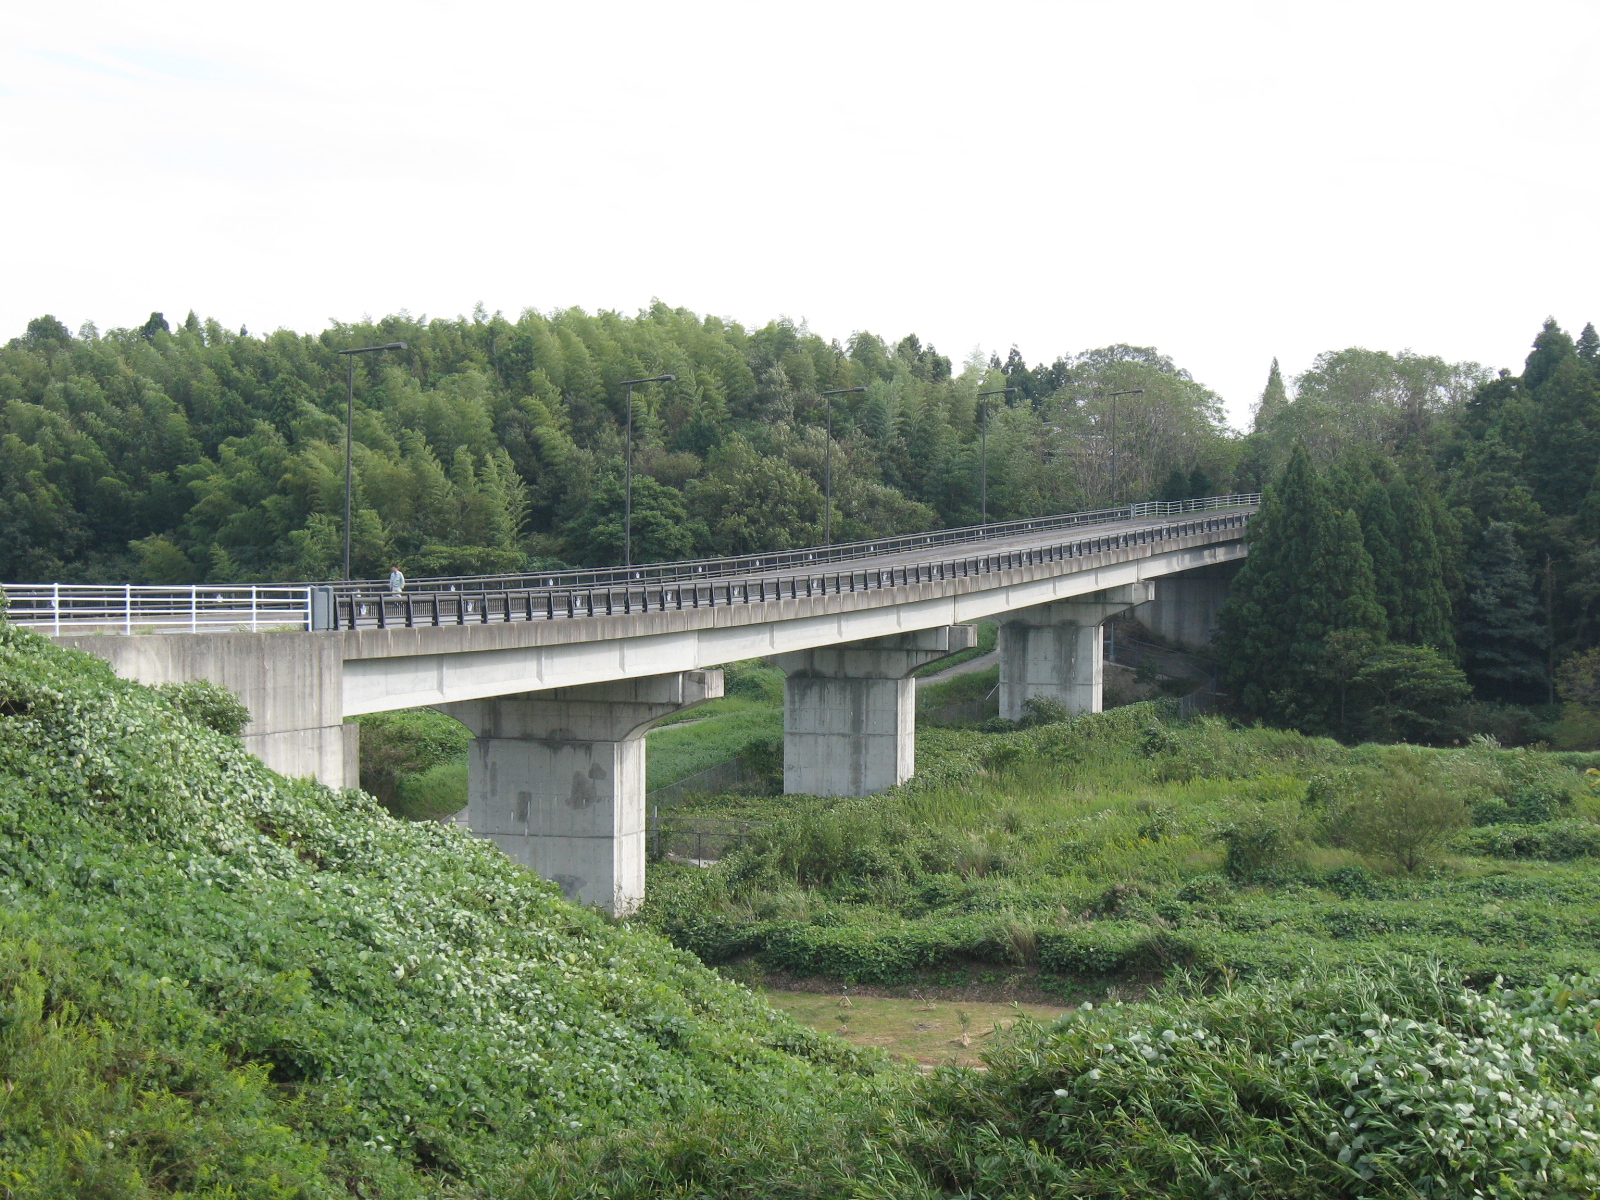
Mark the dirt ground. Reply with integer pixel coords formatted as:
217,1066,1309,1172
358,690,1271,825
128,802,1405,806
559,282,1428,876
761,987,1072,1067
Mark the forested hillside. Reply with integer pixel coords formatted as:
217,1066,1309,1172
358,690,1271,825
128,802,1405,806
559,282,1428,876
0,306,1235,584
1220,320,1600,739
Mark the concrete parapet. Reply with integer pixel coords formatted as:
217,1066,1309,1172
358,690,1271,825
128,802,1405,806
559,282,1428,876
776,626,977,797
52,631,353,788
998,584,1153,720
434,670,722,916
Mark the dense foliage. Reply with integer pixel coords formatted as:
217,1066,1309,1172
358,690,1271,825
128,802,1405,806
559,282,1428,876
645,692,1600,991
0,309,1234,583
1224,319,1600,731
0,622,876,1195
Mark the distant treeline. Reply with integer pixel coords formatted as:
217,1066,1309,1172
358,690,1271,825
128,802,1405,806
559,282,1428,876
0,304,1241,584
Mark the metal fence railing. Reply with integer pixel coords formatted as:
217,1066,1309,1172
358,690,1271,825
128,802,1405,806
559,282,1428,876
320,510,1254,631
648,811,766,864
1,495,1258,635
321,493,1261,597
0,583,312,634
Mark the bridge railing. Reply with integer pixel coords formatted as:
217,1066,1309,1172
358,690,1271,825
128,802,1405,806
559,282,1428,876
323,510,1254,631
1,583,312,635
321,493,1262,596
2,495,1257,635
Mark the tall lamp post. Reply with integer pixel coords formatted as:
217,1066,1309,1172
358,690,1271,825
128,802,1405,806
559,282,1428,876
975,386,1018,525
1105,388,1144,504
819,385,866,545
619,374,677,568
336,341,407,580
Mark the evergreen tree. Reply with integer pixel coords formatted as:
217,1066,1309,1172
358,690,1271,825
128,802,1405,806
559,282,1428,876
1216,444,1386,732
1578,322,1600,364
1160,468,1190,502
1388,478,1456,651
1358,482,1403,638
1188,466,1214,498
1458,521,1547,700
1252,358,1289,432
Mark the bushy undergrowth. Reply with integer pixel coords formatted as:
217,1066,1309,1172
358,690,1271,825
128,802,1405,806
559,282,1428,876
0,626,877,1196
898,962,1600,1199
646,705,1600,989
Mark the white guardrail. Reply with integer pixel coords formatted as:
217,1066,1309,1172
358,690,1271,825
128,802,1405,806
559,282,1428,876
1,584,312,634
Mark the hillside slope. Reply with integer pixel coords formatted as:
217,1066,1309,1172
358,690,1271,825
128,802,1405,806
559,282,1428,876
0,620,874,1197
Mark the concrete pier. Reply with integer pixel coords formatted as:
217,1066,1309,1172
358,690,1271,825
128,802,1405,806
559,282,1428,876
434,670,721,916
998,584,1153,720
1132,561,1241,650
776,626,976,797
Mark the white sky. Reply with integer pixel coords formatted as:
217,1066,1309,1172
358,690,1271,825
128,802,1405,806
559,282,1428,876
3,0,1597,428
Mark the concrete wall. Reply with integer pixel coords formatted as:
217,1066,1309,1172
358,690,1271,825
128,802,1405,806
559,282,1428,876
1131,561,1242,650
53,631,353,789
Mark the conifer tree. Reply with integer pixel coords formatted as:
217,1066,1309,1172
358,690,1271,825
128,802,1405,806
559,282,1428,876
1458,521,1547,700
1252,358,1289,432
1388,478,1456,652
1578,322,1600,364
1358,482,1403,637
1216,443,1385,731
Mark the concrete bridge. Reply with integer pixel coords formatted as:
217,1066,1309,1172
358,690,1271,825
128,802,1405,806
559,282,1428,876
7,495,1255,914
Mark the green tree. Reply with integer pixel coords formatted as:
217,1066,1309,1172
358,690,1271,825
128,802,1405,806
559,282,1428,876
686,437,823,556
1252,357,1289,431
1458,521,1547,700
1216,444,1385,732
561,475,696,567
1388,478,1456,651
1348,644,1470,742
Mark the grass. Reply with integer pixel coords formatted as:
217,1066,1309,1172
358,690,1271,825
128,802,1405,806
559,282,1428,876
645,703,1600,990
758,988,1069,1067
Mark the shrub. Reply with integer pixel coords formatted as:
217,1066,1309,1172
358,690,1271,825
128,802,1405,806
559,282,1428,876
1018,694,1069,728
1343,771,1468,874
1216,803,1307,883
1457,819,1600,861
152,679,251,737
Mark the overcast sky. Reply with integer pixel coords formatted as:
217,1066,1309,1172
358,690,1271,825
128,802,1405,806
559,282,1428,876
4,0,1596,427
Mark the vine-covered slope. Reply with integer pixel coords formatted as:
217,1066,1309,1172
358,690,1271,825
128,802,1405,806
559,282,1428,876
0,622,871,1196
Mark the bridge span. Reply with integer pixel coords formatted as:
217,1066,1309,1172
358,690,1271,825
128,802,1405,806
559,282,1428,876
7,495,1256,914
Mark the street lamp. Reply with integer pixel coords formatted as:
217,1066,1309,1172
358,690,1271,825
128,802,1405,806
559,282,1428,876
619,374,677,568
1104,388,1144,504
335,342,407,580
975,386,1018,525
819,386,866,545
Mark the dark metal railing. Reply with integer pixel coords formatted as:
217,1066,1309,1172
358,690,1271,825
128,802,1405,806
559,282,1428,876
326,510,1254,631
323,493,1260,597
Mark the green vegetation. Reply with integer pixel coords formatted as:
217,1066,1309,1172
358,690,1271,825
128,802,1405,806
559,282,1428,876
15,592,1600,1195
1227,320,1600,743
645,702,1600,991
0,623,877,1197
0,310,1235,584
356,706,472,820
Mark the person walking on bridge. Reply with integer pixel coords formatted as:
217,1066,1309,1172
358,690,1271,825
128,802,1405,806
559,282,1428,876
388,564,406,594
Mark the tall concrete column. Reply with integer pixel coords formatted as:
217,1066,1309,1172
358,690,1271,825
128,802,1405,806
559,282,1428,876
434,670,721,917
998,583,1153,721
776,626,976,798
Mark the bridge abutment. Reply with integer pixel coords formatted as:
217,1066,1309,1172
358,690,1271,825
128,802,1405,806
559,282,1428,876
53,631,355,788
776,626,976,797
998,584,1154,720
434,670,722,917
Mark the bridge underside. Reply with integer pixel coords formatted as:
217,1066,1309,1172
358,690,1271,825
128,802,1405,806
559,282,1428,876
56,532,1245,915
